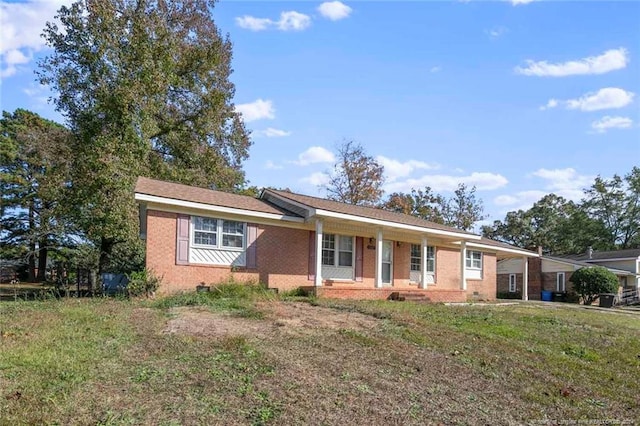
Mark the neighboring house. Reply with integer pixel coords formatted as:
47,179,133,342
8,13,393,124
497,254,637,300
134,177,537,301
566,248,640,291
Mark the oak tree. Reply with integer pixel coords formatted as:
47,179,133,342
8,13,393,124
38,0,251,273
325,141,385,206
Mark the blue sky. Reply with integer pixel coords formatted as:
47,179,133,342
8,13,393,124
1,0,639,230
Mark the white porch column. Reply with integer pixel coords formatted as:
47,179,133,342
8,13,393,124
420,236,428,289
375,229,383,288
460,241,467,291
314,219,323,287
522,256,529,301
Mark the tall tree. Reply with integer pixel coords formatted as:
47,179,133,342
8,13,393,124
382,184,485,231
441,184,485,231
38,0,251,273
324,141,385,206
582,167,640,249
383,188,446,223
0,109,71,281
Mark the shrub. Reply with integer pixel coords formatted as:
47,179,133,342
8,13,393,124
126,269,161,297
497,292,522,300
569,266,618,305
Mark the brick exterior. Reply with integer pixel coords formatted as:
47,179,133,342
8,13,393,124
496,258,576,300
145,209,498,301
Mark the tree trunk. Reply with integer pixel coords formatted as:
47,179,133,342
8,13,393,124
27,205,36,282
37,240,48,282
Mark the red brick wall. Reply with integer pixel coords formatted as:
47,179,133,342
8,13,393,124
315,287,467,302
256,226,310,291
145,209,497,301
466,252,497,301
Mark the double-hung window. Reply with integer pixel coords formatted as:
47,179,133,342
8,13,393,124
322,234,353,267
465,250,482,269
193,216,245,250
410,244,435,273
193,217,218,246
509,274,517,293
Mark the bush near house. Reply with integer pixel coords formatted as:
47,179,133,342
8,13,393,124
569,266,618,305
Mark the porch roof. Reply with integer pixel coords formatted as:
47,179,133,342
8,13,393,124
262,189,482,240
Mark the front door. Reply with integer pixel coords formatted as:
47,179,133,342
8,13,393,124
382,240,393,285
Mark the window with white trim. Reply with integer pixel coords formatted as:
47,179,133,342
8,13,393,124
410,244,435,273
465,250,482,269
192,216,245,250
509,274,517,293
557,272,565,292
322,234,354,267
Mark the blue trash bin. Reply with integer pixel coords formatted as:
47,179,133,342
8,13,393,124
541,290,553,301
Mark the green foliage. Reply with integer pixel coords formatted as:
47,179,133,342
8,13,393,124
483,167,640,254
153,281,275,310
324,140,385,206
38,0,251,273
0,109,72,281
569,266,619,305
126,269,161,297
383,183,485,231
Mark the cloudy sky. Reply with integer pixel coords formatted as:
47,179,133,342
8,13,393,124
1,0,639,229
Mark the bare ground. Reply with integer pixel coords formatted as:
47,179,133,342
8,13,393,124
161,301,540,425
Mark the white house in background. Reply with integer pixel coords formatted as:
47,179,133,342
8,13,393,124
566,248,640,291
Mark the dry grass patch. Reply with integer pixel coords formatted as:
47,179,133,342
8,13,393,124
1,292,639,425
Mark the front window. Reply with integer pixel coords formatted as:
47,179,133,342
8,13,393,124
410,244,435,273
192,216,244,250
466,250,482,269
322,234,335,266
322,234,353,267
222,220,244,248
194,217,217,246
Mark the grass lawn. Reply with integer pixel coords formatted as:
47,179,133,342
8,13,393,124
1,287,639,425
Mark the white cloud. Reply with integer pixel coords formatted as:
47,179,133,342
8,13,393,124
265,160,283,170
386,172,508,193
376,155,438,183
541,88,634,112
236,99,275,122
531,168,593,200
566,88,634,111
430,66,441,73
254,128,292,138
510,0,536,5
590,116,633,133
515,48,629,77
236,11,311,32
294,146,335,166
235,15,273,31
317,1,352,21
0,0,66,78
277,11,311,31
301,171,330,186
486,26,508,39
539,99,558,111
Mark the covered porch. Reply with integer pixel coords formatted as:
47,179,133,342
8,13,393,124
307,215,537,302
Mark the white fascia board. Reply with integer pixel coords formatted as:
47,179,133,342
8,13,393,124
134,193,305,223
313,209,481,240
461,241,539,257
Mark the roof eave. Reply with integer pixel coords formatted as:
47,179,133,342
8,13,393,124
314,209,482,240
134,193,305,223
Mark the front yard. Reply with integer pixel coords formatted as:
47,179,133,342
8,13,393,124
1,288,638,425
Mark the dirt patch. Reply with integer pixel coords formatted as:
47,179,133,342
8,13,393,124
164,301,380,338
